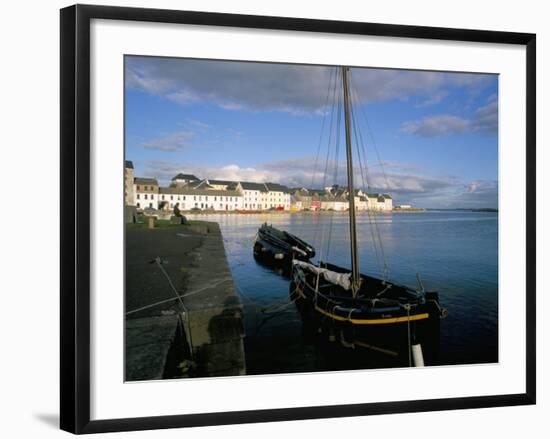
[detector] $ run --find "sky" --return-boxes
[125,55,498,208]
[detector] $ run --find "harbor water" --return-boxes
[189,211,498,374]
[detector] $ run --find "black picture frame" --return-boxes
[60,4,536,434]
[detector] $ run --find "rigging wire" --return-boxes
[349,70,390,281]
[349,70,393,193]
[310,67,335,190]
[324,82,342,263]
[319,68,341,262]
[349,94,384,276]
[349,84,387,278]
[314,67,339,259]
[350,70,426,286]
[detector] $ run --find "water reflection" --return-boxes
[188,211,498,373]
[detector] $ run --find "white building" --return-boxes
[290,195,303,212]
[127,167,392,213]
[158,187,243,211]
[321,195,349,211]
[240,182,265,210]
[356,195,368,210]
[134,177,159,209]
[263,183,291,210]
[364,193,393,211]
[377,194,393,211]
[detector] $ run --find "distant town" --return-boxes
[124,160,413,213]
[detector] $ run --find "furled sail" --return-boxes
[292,260,352,290]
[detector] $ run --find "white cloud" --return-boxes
[472,99,498,133]
[401,115,470,137]
[415,90,449,108]
[126,56,494,114]
[401,97,498,137]
[141,131,194,152]
[135,158,496,208]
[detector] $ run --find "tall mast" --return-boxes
[342,66,360,295]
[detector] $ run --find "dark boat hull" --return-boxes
[290,261,445,365]
[253,224,315,270]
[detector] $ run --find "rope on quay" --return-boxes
[127,256,230,359]
[125,275,233,316]
[151,256,194,359]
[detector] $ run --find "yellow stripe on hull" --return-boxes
[314,305,430,325]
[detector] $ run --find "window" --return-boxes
[170,195,173,201]
[136,185,140,191]
[144,194,148,200]
[161,195,165,200]
[137,194,140,200]
[183,196,186,200]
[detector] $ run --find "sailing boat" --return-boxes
[290,66,447,366]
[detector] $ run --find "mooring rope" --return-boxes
[125,274,233,316]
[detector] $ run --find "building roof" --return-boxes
[125,160,134,169]
[186,179,213,189]
[290,187,309,194]
[134,177,158,186]
[207,179,237,186]
[264,182,290,193]
[331,188,348,198]
[171,173,199,181]
[293,192,312,201]
[240,182,268,192]
[320,195,348,202]
[159,187,242,197]
[364,192,392,200]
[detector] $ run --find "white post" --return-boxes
[412,344,425,367]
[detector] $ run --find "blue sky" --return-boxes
[125,56,498,208]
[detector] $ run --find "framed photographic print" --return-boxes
[60,4,536,434]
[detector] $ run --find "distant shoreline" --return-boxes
[139,209,425,216]
[136,207,498,217]
[426,208,498,213]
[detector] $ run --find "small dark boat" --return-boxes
[253,223,315,268]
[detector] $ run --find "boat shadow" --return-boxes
[252,253,292,279]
